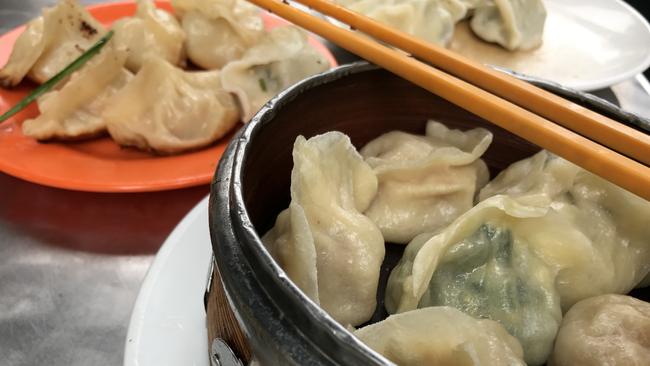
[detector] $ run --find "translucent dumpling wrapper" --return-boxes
[0,0,106,86]
[551,294,650,366]
[171,0,264,69]
[22,43,132,141]
[336,0,468,46]
[361,120,492,244]
[354,307,526,366]
[111,0,186,72]
[103,57,239,154]
[262,132,385,326]
[478,151,650,305]
[470,0,547,51]
[220,26,330,122]
[386,195,562,365]
[387,151,650,365]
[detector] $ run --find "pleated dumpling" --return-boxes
[470,0,546,51]
[262,132,385,326]
[103,57,239,154]
[22,43,132,140]
[221,26,330,122]
[478,151,650,307]
[385,195,562,365]
[337,0,468,46]
[171,0,264,69]
[354,307,526,366]
[386,151,650,365]
[551,294,650,366]
[111,0,186,72]
[0,0,106,86]
[361,121,492,244]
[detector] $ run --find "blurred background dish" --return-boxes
[450,0,650,91]
[327,0,650,91]
[0,1,336,192]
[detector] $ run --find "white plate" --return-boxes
[332,0,650,90]
[124,196,211,366]
[448,0,650,91]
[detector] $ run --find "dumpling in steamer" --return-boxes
[103,57,239,154]
[0,0,106,86]
[470,0,547,51]
[111,0,186,72]
[360,120,492,244]
[221,26,330,122]
[22,43,132,141]
[263,132,385,326]
[478,151,650,306]
[354,307,526,366]
[551,294,650,366]
[386,196,563,365]
[171,0,264,69]
[387,151,650,365]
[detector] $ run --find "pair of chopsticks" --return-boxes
[249,0,650,201]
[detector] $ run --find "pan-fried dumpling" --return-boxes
[360,121,491,244]
[103,57,239,154]
[220,26,330,122]
[551,294,650,366]
[470,0,546,51]
[386,196,562,365]
[22,43,131,140]
[0,0,106,86]
[263,132,385,326]
[336,0,468,46]
[111,0,186,72]
[354,307,526,366]
[171,0,264,69]
[478,151,650,307]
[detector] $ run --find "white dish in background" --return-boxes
[124,196,211,366]
[332,0,650,91]
[451,0,650,91]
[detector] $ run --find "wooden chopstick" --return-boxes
[295,0,650,167]
[247,0,650,201]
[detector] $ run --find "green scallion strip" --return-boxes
[0,30,114,123]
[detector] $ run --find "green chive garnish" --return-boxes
[0,30,114,123]
[258,78,267,92]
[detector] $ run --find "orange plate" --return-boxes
[0,1,337,192]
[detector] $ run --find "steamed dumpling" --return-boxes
[470,0,546,51]
[361,121,491,244]
[354,307,526,366]
[551,295,650,366]
[478,151,650,307]
[111,0,186,72]
[221,26,330,122]
[263,132,385,326]
[0,0,106,86]
[103,57,239,154]
[386,196,562,365]
[337,0,468,46]
[387,151,650,364]
[171,0,264,69]
[22,43,132,140]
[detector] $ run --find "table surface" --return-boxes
[1,1,650,366]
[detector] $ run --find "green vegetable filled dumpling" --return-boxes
[387,151,650,365]
[386,196,562,366]
[420,224,561,366]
